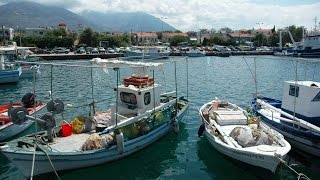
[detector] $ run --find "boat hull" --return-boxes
[252,97,320,157]
[0,100,188,177]
[204,130,281,173]
[0,69,20,84]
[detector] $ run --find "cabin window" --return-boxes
[120,92,137,105]
[312,92,320,101]
[289,85,299,97]
[144,92,151,105]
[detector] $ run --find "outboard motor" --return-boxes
[21,92,36,108]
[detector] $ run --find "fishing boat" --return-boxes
[0,59,189,178]
[0,93,46,141]
[198,98,291,173]
[0,42,39,79]
[123,46,170,60]
[252,80,320,157]
[0,54,21,84]
[186,47,206,57]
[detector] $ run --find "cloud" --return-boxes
[1,0,319,31]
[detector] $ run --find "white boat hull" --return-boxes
[204,130,281,173]
[199,99,290,173]
[257,109,320,157]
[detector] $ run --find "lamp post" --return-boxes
[159,17,167,42]
[160,17,167,32]
[15,12,23,46]
[256,22,264,47]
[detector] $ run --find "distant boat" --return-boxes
[0,42,40,79]
[199,98,291,173]
[276,21,320,58]
[0,54,21,84]
[186,47,206,57]
[0,59,189,178]
[124,46,170,60]
[252,80,320,157]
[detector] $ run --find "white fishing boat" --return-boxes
[124,46,170,60]
[0,59,189,178]
[198,98,291,173]
[252,80,320,157]
[186,47,206,57]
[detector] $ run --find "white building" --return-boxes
[24,27,51,37]
[0,26,14,41]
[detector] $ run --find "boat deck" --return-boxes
[49,132,94,152]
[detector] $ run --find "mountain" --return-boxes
[0,1,100,31]
[80,11,177,32]
[0,1,177,32]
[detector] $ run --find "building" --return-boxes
[0,26,14,42]
[132,32,158,44]
[227,33,254,43]
[162,32,188,43]
[24,27,51,37]
[252,28,273,37]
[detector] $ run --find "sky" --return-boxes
[1,0,319,32]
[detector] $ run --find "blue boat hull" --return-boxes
[0,69,21,84]
[252,97,320,157]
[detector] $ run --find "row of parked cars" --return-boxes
[75,47,116,54]
[32,47,119,54]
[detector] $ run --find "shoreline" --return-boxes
[29,51,273,60]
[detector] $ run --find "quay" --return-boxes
[30,51,273,60]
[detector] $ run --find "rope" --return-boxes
[275,154,311,180]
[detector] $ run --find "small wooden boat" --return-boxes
[0,101,46,141]
[0,59,189,178]
[198,98,291,173]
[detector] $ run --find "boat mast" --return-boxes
[114,67,119,127]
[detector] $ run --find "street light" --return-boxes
[15,12,23,46]
[160,17,167,32]
[256,22,264,47]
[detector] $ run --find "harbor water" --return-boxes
[0,56,320,180]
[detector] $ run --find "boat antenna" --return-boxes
[186,57,189,101]
[114,67,120,127]
[254,57,258,99]
[50,63,53,99]
[152,68,156,116]
[90,63,96,115]
[243,57,258,99]
[174,61,178,116]
[291,59,299,128]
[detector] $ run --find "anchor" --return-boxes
[8,99,64,143]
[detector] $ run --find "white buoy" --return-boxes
[116,132,124,153]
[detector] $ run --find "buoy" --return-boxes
[198,124,205,137]
[172,119,179,134]
[116,132,124,153]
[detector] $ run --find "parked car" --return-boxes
[98,47,106,53]
[91,48,99,54]
[53,47,69,54]
[76,48,86,54]
[107,48,115,53]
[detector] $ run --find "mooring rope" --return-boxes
[275,154,311,180]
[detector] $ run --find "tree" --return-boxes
[170,36,189,46]
[79,28,95,46]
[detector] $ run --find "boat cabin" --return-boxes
[111,75,160,121]
[281,81,320,124]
